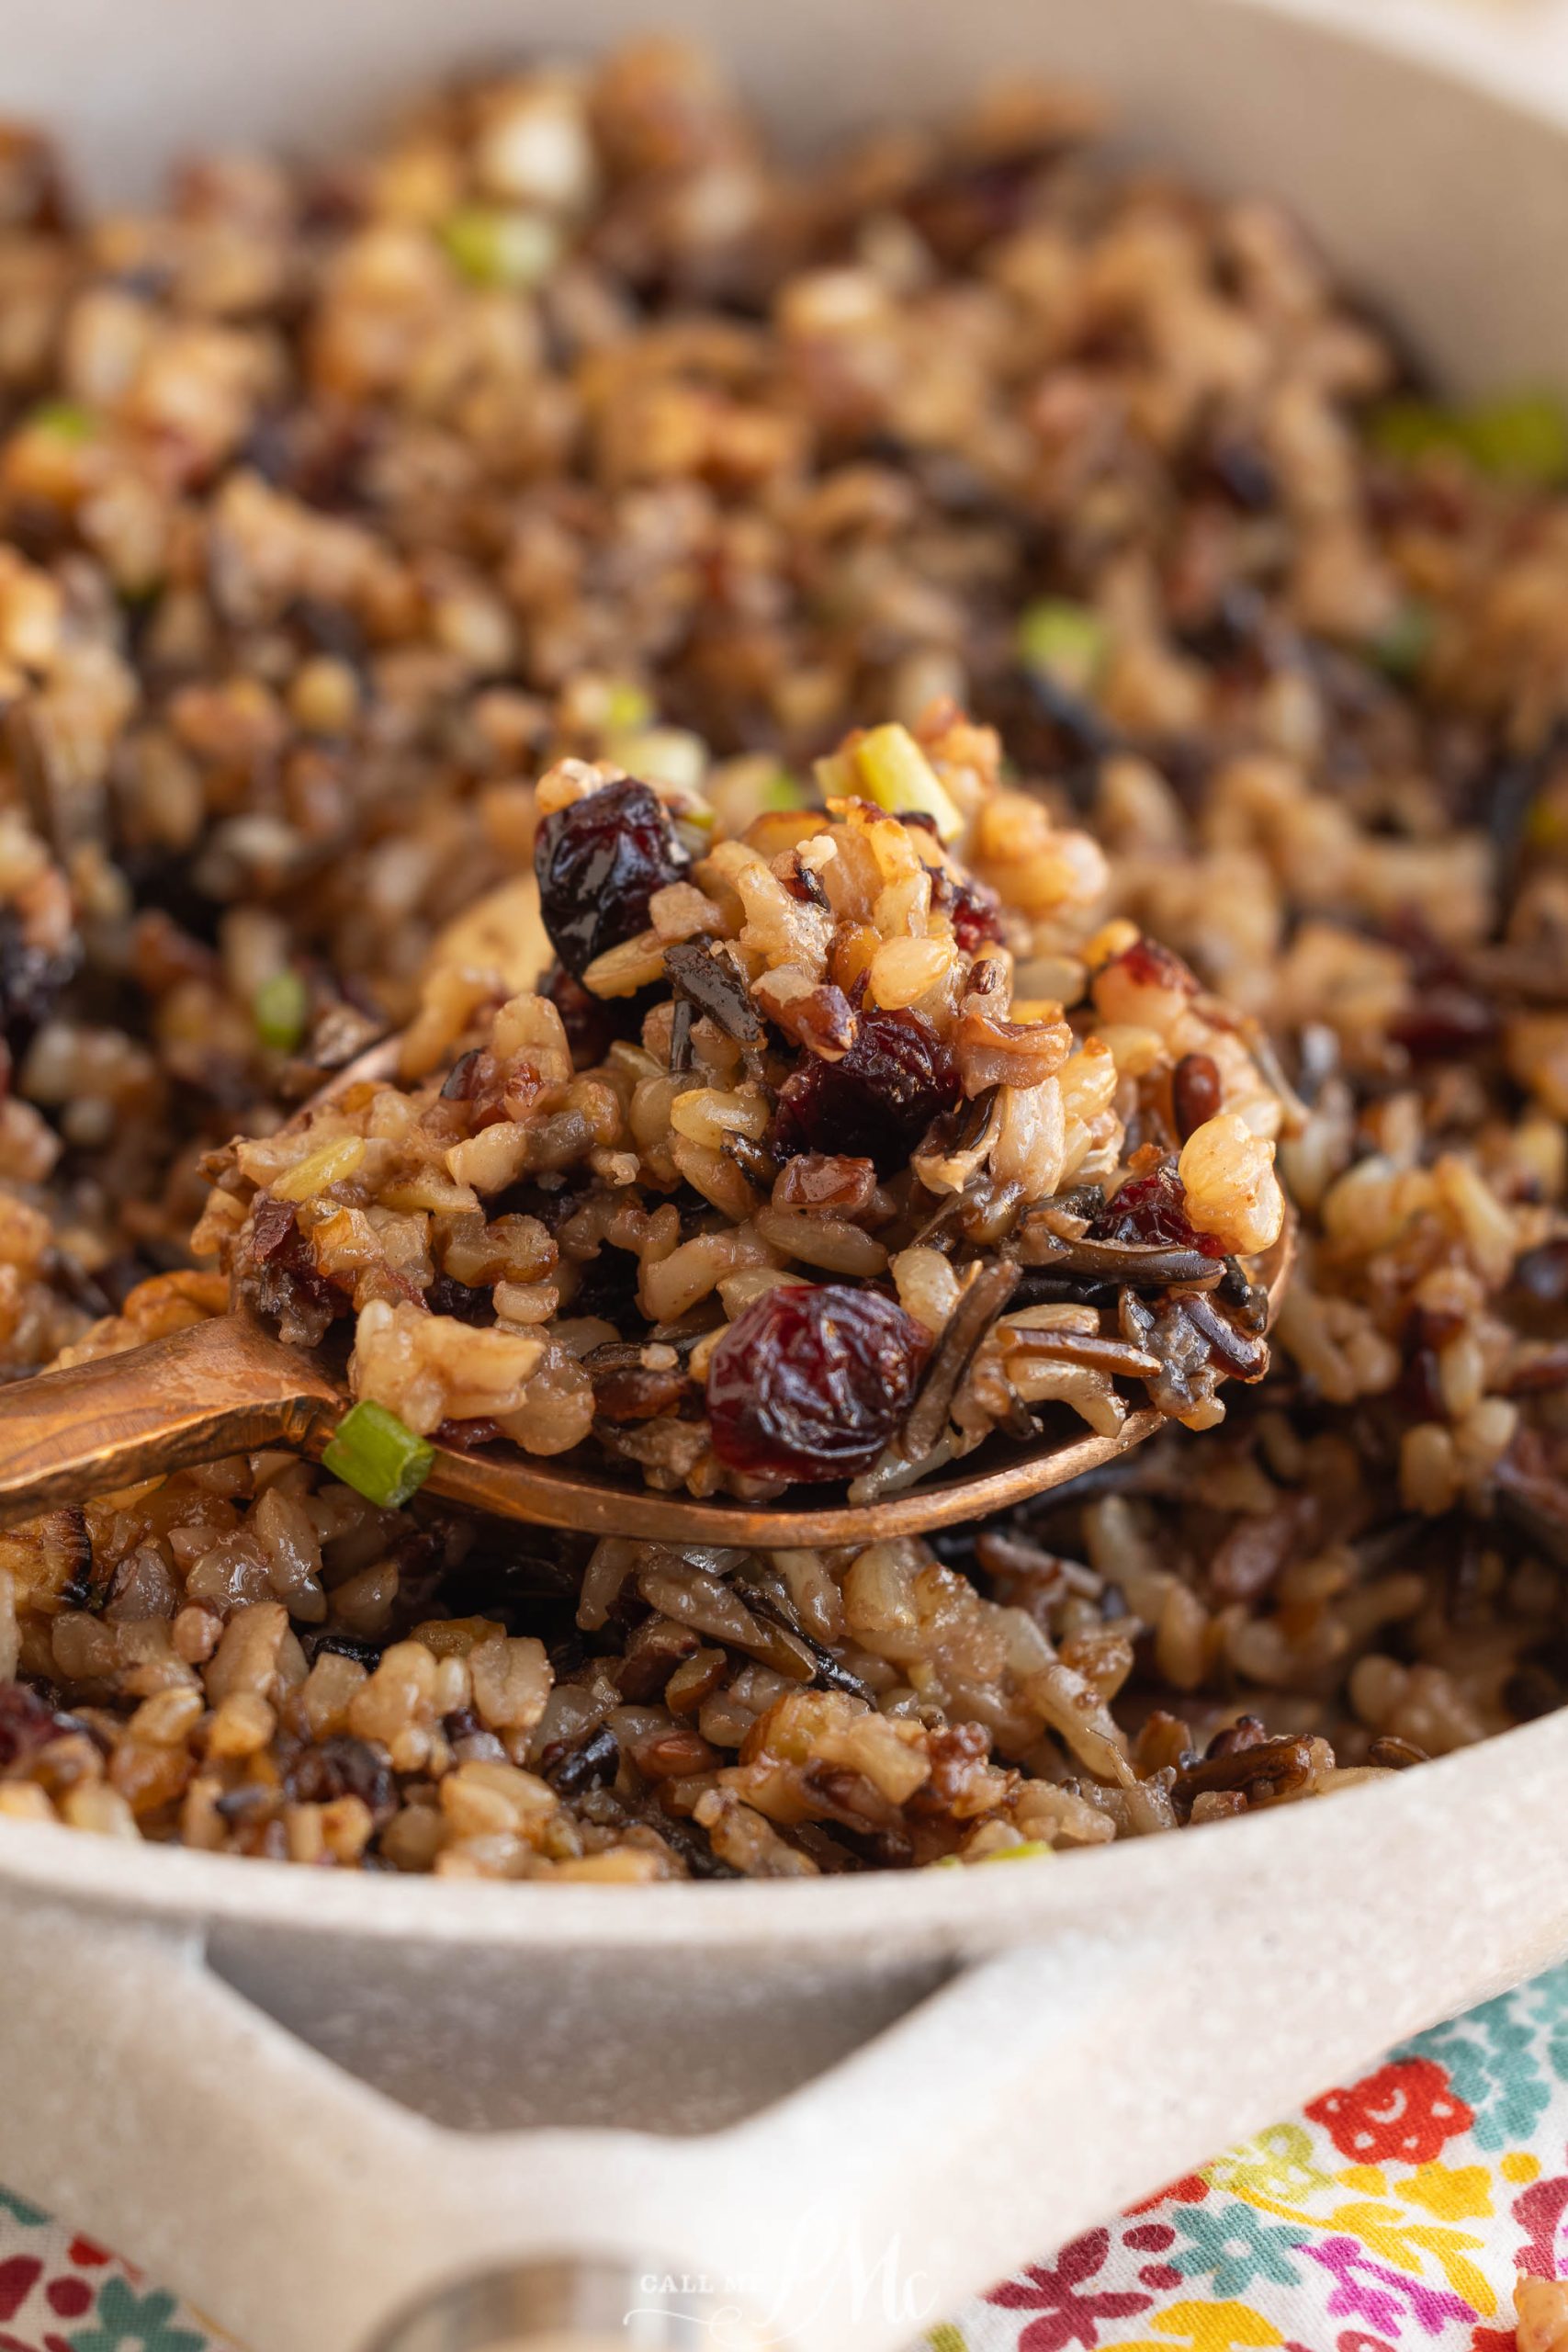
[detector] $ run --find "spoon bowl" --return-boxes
[0,1148,1294,1542]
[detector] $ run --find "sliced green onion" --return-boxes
[1369,391,1568,485]
[1463,393,1568,481]
[321,1400,435,1509]
[1368,599,1435,682]
[439,205,560,288]
[603,679,653,732]
[28,400,95,445]
[254,968,310,1053]
[760,768,811,812]
[1016,598,1108,695]
[820,721,963,842]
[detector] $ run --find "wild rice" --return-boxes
[0,43,1560,1875]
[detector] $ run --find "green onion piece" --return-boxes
[321,1400,435,1509]
[440,206,560,288]
[760,768,810,812]
[832,722,964,842]
[1368,599,1435,682]
[1461,392,1568,482]
[1367,399,1456,466]
[1016,598,1108,695]
[603,679,653,732]
[1369,391,1568,485]
[28,400,95,445]
[253,968,310,1053]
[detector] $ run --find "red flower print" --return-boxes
[69,2237,109,2267]
[0,2258,40,2324]
[1307,2059,1472,2165]
[1126,2175,1209,2213]
[1472,2331,1517,2352]
[1336,2336,1396,2352]
[987,2227,1154,2352]
[1514,2171,1568,2280]
[47,2275,94,2316]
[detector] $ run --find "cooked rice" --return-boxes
[196,722,1287,1498]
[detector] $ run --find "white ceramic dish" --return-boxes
[1,5,1566,2347]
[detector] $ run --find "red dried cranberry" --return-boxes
[249,1193,300,1261]
[426,1272,498,1327]
[949,876,1005,955]
[0,1680,78,1770]
[1102,936,1200,996]
[1091,1160,1224,1256]
[1171,1051,1222,1140]
[769,1008,961,1176]
[544,963,626,1066]
[706,1283,931,1483]
[928,862,1005,955]
[534,780,691,979]
[1389,988,1498,1063]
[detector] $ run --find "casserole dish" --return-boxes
[2,1,1567,2345]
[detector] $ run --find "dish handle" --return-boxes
[0,1886,1238,2352]
[4,1732,1568,2352]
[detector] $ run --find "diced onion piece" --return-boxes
[1016,599,1108,694]
[820,723,963,842]
[254,968,310,1052]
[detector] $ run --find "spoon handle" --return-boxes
[0,1313,344,1529]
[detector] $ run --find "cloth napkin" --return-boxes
[1,1960,1562,2352]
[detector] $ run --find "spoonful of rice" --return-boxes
[0,714,1297,1546]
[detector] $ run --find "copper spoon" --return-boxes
[0,1038,1295,1547]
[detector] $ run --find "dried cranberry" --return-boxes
[433,1417,503,1448]
[931,865,1004,954]
[1171,1051,1222,1140]
[706,1283,931,1483]
[544,963,625,1067]
[769,1008,961,1176]
[248,1193,299,1261]
[1102,936,1200,997]
[534,781,690,979]
[0,1679,78,1770]
[243,1191,350,1323]
[1389,988,1498,1063]
[426,1272,497,1327]
[1091,1160,1223,1255]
